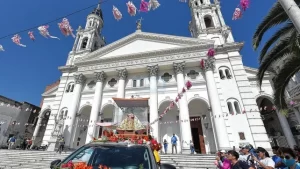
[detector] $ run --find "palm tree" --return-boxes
[252,0,300,110]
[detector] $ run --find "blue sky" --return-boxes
[0,0,276,106]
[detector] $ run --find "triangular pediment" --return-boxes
[75,31,215,64]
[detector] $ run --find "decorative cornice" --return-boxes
[58,65,78,73]
[77,45,213,66]
[94,71,106,82]
[202,57,216,72]
[117,69,128,80]
[78,51,206,72]
[75,31,214,64]
[74,74,86,84]
[173,62,185,74]
[147,65,159,76]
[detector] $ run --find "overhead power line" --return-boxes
[0,0,110,40]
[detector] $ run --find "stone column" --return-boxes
[276,110,297,148]
[65,74,86,148]
[292,107,300,125]
[114,69,128,123]
[201,57,231,150]
[147,65,159,140]
[31,116,43,148]
[173,62,193,153]
[86,71,106,144]
[72,34,80,51]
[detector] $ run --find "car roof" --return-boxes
[85,142,150,148]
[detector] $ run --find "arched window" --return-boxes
[227,98,242,115]
[234,101,241,114]
[140,79,144,87]
[204,15,214,28]
[66,82,75,93]
[225,69,232,79]
[195,1,198,6]
[227,102,234,114]
[161,73,172,82]
[200,0,203,4]
[58,108,68,120]
[133,80,137,87]
[64,110,68,117]
[218,66,232,80]
[219,70,225,79]
[81,38,89,49]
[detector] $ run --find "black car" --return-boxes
[50,142,176,169]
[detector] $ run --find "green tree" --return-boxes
[252,0,300,111]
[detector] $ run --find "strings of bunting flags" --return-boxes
[179,0,250,20]
[0,0,253,51]
[149,80,193,125]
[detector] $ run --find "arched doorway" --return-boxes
[158,100,181,153]
[98,104,115,137]
[34,110,51,146]
[188,98,216,154]
[256,96,288,147]
[73,105,91,149]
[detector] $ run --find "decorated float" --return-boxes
[56,97,164,169]
[93,97,151,143]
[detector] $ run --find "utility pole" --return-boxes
[279,0,300,34]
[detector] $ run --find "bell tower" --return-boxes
[67,3,106,65]
[188,0,234,44]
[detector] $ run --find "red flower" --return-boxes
[200,59,205,69]
[185,81,192,90]
[207,48,215,57]
[61,160,74,168]
[182,88,186,93]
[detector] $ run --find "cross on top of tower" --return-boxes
[136,17,143,31]
[91,0,103,20]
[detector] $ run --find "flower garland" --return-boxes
[60,161,110,169]
[149,80,192,125]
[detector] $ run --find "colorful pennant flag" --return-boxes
[112,6,123,21]
[38,25,60,40]
[28,31,35,41]
[139,0,149,12]
[12,34,26,47]
[58,18,75,38]
[126,1,137,16]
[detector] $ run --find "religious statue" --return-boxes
[136,18,143,30]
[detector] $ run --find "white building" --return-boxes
[34,1,300,153]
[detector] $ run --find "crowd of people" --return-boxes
[215,144,300,169]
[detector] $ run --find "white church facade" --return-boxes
[33,0,300,153]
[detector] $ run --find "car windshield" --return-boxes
[60,145,153,169]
